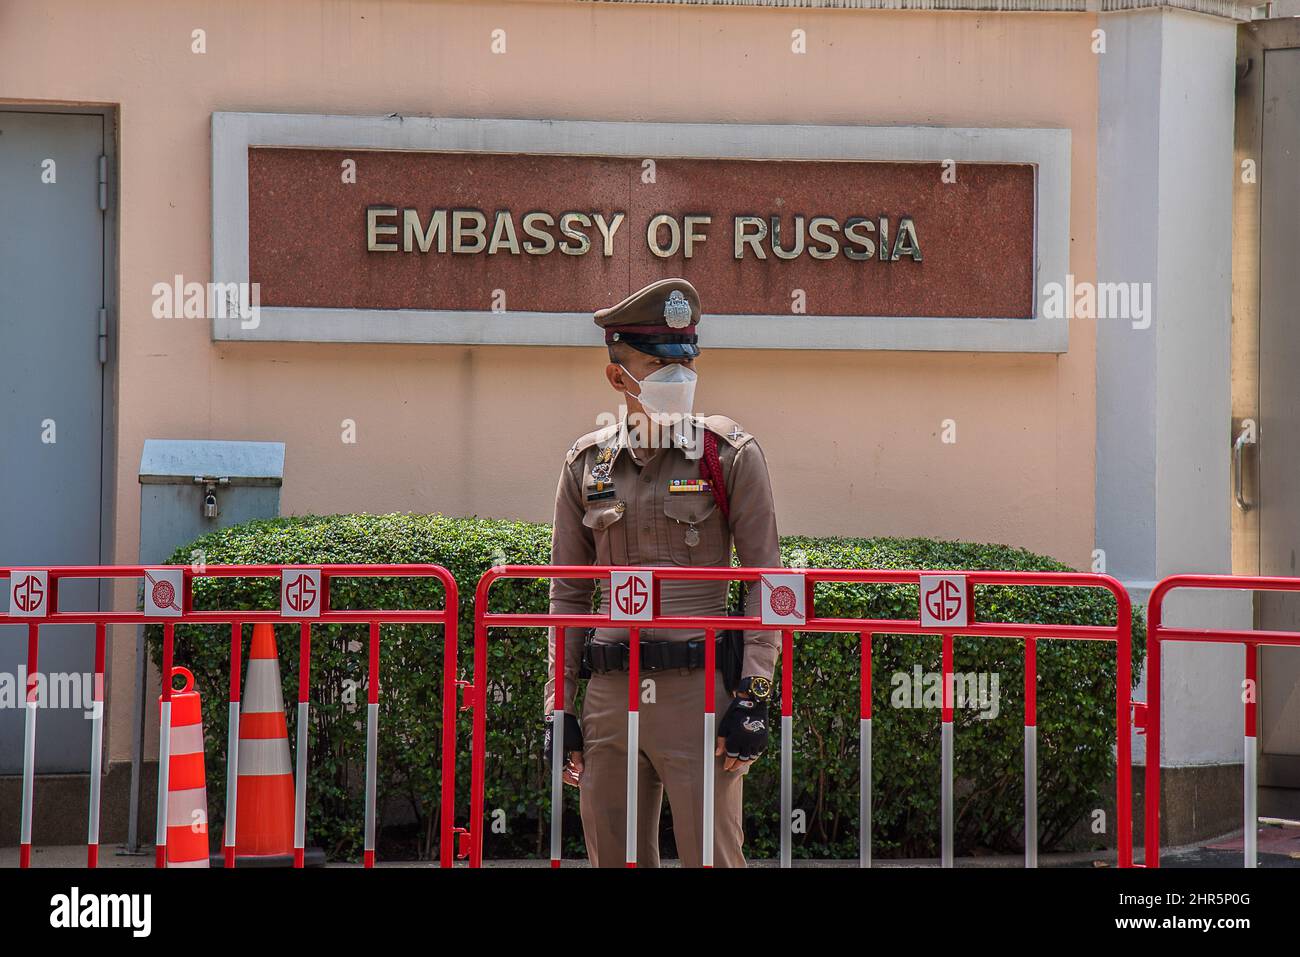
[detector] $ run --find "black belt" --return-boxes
[584,637,723,675]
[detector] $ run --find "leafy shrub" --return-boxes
[149,514,1143,861]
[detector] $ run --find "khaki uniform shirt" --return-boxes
[545,414,781,714]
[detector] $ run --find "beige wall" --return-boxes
[0,0,1099,761]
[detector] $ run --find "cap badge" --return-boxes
[663,290,692,328]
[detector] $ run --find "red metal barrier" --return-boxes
[1,564,458,869]
[1143,573,1300,868]
[469,565,1135,868]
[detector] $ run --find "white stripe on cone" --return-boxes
[236,737,293,777]
[169,722,205,756]
[168,788,209,828]
[242,660,286,713]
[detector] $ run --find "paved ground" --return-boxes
[5,821,1298,867]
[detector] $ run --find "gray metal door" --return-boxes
[1258,49,1300,790]
[0,112,106,772]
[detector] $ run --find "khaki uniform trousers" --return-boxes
[578,666,746,868]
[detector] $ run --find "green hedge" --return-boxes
[148,513,1144,861]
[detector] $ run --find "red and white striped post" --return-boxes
[625,625,641,868]
[779,628,793,868]
[549,619,566,868]
[363,620,380,868]
[20,622,39,869]
[293,621,311,869]
[940,632,954,868]
[223,621,241,867]
[154,621,175,868]
[1024,637,1038,868]
[87,622,106,867]
[859,631,872,868]
[702,627,717,868]
[1244,645,1257,869]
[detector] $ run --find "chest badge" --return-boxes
[667,478,712,494]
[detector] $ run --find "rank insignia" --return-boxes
[668,478,712,493]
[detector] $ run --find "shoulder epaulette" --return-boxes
[696,414,754,450]
[565,422,620,465]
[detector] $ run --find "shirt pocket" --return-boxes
[663,492,728,566]
[582,501,628,564]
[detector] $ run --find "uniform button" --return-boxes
[642,474,652,483]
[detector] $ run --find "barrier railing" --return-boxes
[1,563,459,869]
[1143,573,1300,868]
[470,565,1135,868]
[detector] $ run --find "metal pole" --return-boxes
[293,622,310,869]
[1244,644,1257,869]
[126,622,147,853]
[1024,637,1038,868]
[550,708,564,867]
[860,631,872,868]
[703,628,716,868]
[780,629,793,869]
[224,621,241,868]
[625,626,640,868]
[1144,633,1162,866]
[154,621,174,868]
[1024,727,1038,868]
[363,620,380,868]
[941,632,954,868]
[87,622,107,867]
[19,623,39,869]
[549,621,566,868]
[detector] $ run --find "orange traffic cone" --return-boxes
[163,667,210,868]
[234,624,296,862]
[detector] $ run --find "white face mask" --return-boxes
[619,362,698,422]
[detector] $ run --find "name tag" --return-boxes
[667,479,712,494]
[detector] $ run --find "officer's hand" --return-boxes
[714,736,752,773]
[562,751,584,787]
[716,694,769,773]
[544,712,585,787]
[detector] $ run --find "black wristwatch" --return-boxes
[736,675,772,701]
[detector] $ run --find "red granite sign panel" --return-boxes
[247,147,1035,319]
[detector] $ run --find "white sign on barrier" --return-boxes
[761,573,806,626]
[281,569,323,618]
[609,570,653,621]
[919,574,969,629]
[8,570,49,617]
[144,568,184,617]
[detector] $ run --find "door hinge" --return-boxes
[97,308,108,364]
[98,155,108,211]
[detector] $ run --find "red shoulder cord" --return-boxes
[699,429,731,526]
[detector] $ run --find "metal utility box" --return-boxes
[128,438,285,850]
[138,439,285,563]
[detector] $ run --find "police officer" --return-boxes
[543,277,781,867]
